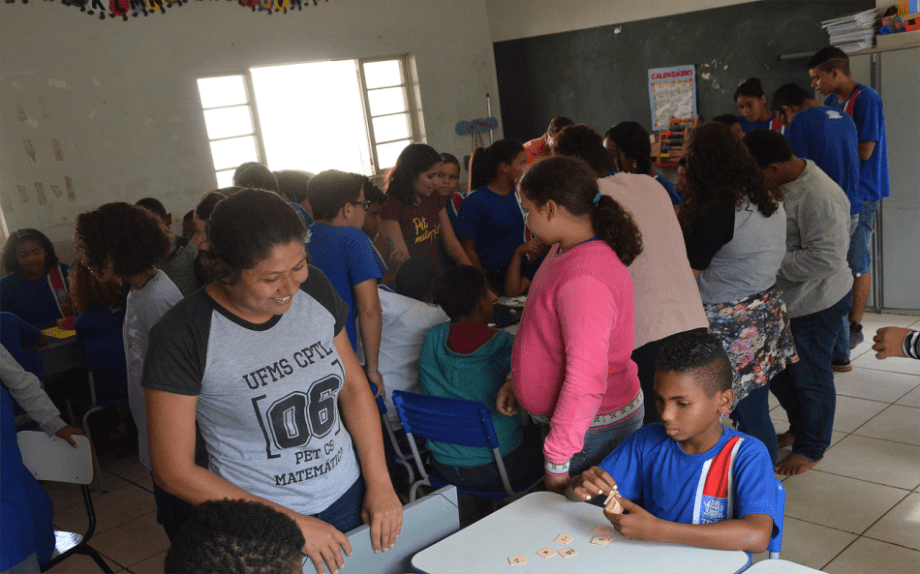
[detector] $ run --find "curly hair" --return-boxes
[385,143,441,206]
[519,157,642,266]
[678,122,781,234]
[1,228,59,276]
[163,499,304,574]
[68,262,126,314]
[656,330,732,397]
[553,124,614,174]
[74,203,172,278]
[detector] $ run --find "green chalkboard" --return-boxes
[493,0,875,140]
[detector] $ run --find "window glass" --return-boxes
[197,76,248,108]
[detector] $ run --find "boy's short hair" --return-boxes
[306,170,365,221]
[807,46,850,76]
[711,114,741,127]
[394,256,439,302]
[135,197,169,221]
[656,331,732,397]
[431,265,489,321]
[771,83,811,111]
[163,499,304,574]
[743,129,794,169]
[363,178,387,206]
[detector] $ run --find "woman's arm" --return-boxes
[353,278,384,396]
[145,389,352,574]
[439,209,475,267]
[379,219,411,258]
[333,330,403,553]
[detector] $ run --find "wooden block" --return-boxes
[605,498,624,515]
[536,547,557,558]
[508,555,526,566]
[560,548,578,558]
[554,534,573,544]
[590,535,609,546]
[592,525,612,534]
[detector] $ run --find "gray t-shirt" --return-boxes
[124,270,183,469]
[160,236,198,297]
[142,266,359,515]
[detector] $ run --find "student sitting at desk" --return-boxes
[568,331,776,555]
[0,228,72,329]
[419,265,542,491]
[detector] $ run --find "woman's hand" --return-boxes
[295,515,352,574]
[567,466,618,502]
[361,482,403,554]
[496,378,518,416]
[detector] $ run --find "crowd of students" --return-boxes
[1,45,913,574]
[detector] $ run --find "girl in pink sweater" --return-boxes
[497,156,644,494]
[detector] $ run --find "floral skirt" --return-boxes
[705,287,798,404]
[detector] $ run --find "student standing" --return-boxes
[808,47,889,352]
[603,123,681,205]
[496,157,644,494]
[523,116,574,165]
[734,78,784,133]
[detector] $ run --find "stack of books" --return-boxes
[821,9,883,53]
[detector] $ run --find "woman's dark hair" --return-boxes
[553,124,614,175]
[68,262,126,314]
[519,157,642,266]
[74,203,172,278]
[307,170,365,221]
[233,162,279,194]
[711,114,741,127]
[743,129,794,169]
[1,228,59,276]
[432,265,490,322]
[677,157,687,167]
[547,116,574,137]
[206,189,306,284]
[363,178,387,206]
[183,210,194,223]
[274,170,313,204]
[604,122,651,174]
[385,143,442,206]
[680,122,780,232]
[734,77,765,101]
[195,188,242,222]
[469,139,525,190]
[135,197,169,221]
[439,152,460,168]
[771,83,811,112]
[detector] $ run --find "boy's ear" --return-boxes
[718,388,735,416]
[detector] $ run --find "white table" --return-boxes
[411,491,751,574]
[744,559,828,573]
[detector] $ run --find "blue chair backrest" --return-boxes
[368,382,387,415]
[77,336,127,398]
[768,479,785,555]
[391,390,500,450]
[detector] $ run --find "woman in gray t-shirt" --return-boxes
[143,190,402,574]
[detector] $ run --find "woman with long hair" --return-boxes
[0,229,72,328]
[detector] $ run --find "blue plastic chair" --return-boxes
[768,479,786,559]
[368,382,416,487]
[391,390,542,504]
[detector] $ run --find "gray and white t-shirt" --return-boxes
[142,266,359,515]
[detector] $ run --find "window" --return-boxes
[197,55,422,188]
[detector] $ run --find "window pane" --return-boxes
[203,105,254,140]
[368,87,408,116]
[376,140,411,171]
[216,169,236,189]
[198,76,248,109]
[209,136,258,171]
[363,60,403,90]
[372,113,410,144]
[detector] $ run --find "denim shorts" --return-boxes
[847,200,878,277]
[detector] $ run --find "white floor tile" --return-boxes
[834,368,920,403]
[823,537,920,574]
[851,352,920,376]
[896,385,920,408]
[92,511,170,569]
[817,435,920,490]
[782,471,905,534]
[53,482,157,535]
[751,517,857,569]
[129,551,167,574]
[863,493,920,550]
[852,405,920,446]
[860,313,920,329]
[832,396,889,433]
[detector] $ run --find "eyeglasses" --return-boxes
[351,200,372,210]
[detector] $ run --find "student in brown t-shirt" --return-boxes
[379,144,473,269]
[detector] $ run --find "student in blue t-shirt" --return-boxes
[603,122,682,205]
[307,170,385,393]
[808,47,890,356]
[734,78,784,134]
[0,229,72,329]
[456,140,527,294]
[567,331,777,555]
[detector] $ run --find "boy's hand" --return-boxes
[606,494,662,542]
[873,327,913,359]
[567,466,618,502]
[495,379,518,416]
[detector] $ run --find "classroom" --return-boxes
[1,0,919,573]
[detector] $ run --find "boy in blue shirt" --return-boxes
[567,331,776,554]
[307,170,384,393]
[808,47,889,353]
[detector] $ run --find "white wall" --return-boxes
[0,0,499,243]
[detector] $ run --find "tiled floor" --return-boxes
[40,313,919,573]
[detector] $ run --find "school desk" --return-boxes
[39,335,81,378]
[743,559,828,573]
[411,491,751,574]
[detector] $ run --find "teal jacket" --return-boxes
[418,322,523,466]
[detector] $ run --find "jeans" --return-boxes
[432,425,544,491]
[771,292,851,462]
[311,476,365,533]
[566,406,644,476]
[730,384,778,466]
[632,328,708,425]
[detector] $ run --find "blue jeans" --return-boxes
[432,425,544,491]
[566,405,644,476]
[730,384,777,466]
[771,293,851,462]
[310,476,365,533]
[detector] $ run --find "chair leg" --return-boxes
[78,546,115,574]
[82,407,107,493]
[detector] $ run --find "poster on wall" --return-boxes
[648,65,697,131]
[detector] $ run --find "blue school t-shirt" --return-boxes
[307,223,382,349]
[824,84,889,202]
[650,172,682,205]
[787,106,862,215]
[598,424,776,529]
[739,113,785,134]
[456,186,525,273]
[0,264,70,329]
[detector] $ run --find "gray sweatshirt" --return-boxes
[0,344,66,436]
[776,160,853,318]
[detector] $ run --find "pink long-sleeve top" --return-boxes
[511,239,641,474]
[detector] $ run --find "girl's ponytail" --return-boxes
[592,195,642,266]
[469,147,489,190]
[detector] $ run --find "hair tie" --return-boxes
[593,192,603,205]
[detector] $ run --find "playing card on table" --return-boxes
[536,548,557,558]
[508,555,526,566]
[560,548,578,558]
